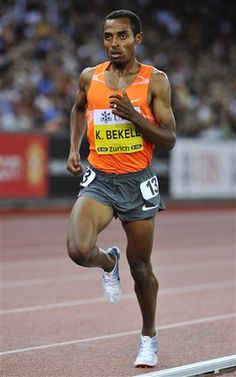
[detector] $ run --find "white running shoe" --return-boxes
[103,247,121,304]
[134,335,158,368]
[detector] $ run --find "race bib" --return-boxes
[80,167,96,187]
[94,108,143,154]
[140,176,159,200]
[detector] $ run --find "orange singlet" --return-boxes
[86,61,159,174]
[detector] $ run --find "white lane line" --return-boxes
[2,259,234,288]
[0,312,235,356]
[1,281,234,315]
[3,272,98,287]
[2,243,234,269]
[1,258,69,269]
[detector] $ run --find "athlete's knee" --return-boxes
[67,235,92,266]
[129,261,158,289]
[129,261,149,284]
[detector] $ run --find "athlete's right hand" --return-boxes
[67,150,84,176]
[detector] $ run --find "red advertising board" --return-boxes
[0,133,48,198]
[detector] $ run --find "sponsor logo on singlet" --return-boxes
[94,108,143,154]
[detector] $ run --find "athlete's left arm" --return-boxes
[147,70,176,149]
[109,71,176,150]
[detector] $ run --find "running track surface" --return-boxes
[1,205,236,377]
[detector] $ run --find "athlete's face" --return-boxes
[103,18,142,65]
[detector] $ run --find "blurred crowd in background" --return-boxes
[0,0,235,138]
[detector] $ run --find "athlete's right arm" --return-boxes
[67,68,94,176]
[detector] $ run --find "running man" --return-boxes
[66,9,176,368]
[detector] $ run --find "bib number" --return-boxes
[94,108,143,154]
[80,168,96,188]
[140,176,159,200]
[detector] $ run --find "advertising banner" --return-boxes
[48,133,87,197]
[170,139,236,199]
[0,133,48,198]
[48,134,170,197]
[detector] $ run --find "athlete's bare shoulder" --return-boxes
[150,68,170,95]
[79,66,96,92]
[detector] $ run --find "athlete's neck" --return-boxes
[110,59,140,77]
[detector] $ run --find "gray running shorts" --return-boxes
[78,165,165,222]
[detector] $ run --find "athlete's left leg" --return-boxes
[122,218,158,337]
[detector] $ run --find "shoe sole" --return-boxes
[135,364,157,368]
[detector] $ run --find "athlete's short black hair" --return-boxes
[104,10,142,36]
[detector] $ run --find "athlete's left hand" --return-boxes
[109,89,137,121]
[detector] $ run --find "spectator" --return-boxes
[0,0,235,138]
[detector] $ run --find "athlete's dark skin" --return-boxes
[66,17,176,337]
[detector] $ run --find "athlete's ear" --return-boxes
[135,32,143,45]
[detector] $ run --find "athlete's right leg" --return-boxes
[67,196,115,271]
